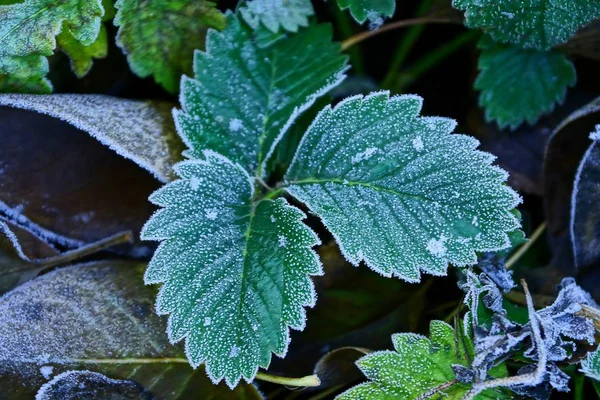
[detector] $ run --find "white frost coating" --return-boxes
[0,263,181,389]
[412,136,424,152]
[351,147,378,164]
[570,131,600,268]
[40,365,54,379]
[426,236,447,258]
[190,177,200,190]
[229,346,240,358]
[0,200,83,249]
[229,118,243,132]
[35,370,142,400]
[0,94,182,183]
[142,152,323,388]
[175,13,349,177]
[285,91,521,282]
[240,0,314,33]
[0,220,30,261]
[204,209,218,220]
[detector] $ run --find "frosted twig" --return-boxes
[463,280,547,400]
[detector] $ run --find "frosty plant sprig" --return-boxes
[141,12,522,388]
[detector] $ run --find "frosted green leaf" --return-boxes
[240,0,314,33]
[114,0,225,93]
[176,13,348,176]
[285,92,521,282]
[581,348,600,382]
[452,0,600,50]
[0,0,104,93]
[475,37,576,130]
[57,24,108,78]
[337,0,395,24]
[337,320,509,399]
[141,151,322,387]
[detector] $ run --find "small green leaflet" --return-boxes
[337,320,509,399]
[452,0,600,50]
[581,348,600,382]
[57,24,108,78]
[475,37,576,130]
[176,13,348,176]
[0,0,104,93]
[337,0,395,24]
[114,0,226,93]
[141,151,322,387]
[285,92,521,282]
[240,0,314,33]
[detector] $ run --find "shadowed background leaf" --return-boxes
[0,261,263,399]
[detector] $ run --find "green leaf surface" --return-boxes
[240,0,314,33]
[114,0,226,93]
[284,92,521,282]
[475,37,576,130]
[336,320,509,399]
[175,13,348,176]
[57,24,108,78]
[337,0,395,24]
[452,0,600,50]
[581,347,600,382]
[0,0,104,93]
[0,261,263,399]
[141,151,322,388]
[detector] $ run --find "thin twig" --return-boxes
[341,17,457,50]
[505,222,547,269]
[416,380,458,400]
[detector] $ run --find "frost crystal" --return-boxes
[240,0,314,33]
[285,92,521,282]
[40,366,54,380]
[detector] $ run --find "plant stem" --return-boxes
[505,222,547,269]
[392,30,479,93]
[262,187,286,201]
[255,371,321,387]
[333,4,365,75]
[341,17,457,51]
[381,0,433,88]
[38,230,133,269]
[574,374,585,400]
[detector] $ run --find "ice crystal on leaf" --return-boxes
[240,0,314,33]
[285,92,521,282]
[175,12,348,176]
[141,151,322,388]
[336,0,395,25]
[336,320,510,399]
[452,0,600,50]
[581,348,600,382]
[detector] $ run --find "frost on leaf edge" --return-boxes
[285,91,522,283]
[140,149,323,388]
[172,12,350,176]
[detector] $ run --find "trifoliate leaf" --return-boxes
[240,0,314,33]
[57,24,108,78]
[175,13,348,176]
[336,320,509,399]
[581,348,600,382]
[114,0,226,93]
[475,37,576,130]
[452,0,600,50]
[284,92,521,282]
[0,0,104,93]
[141,151,322,388]
[337,0,395,25]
